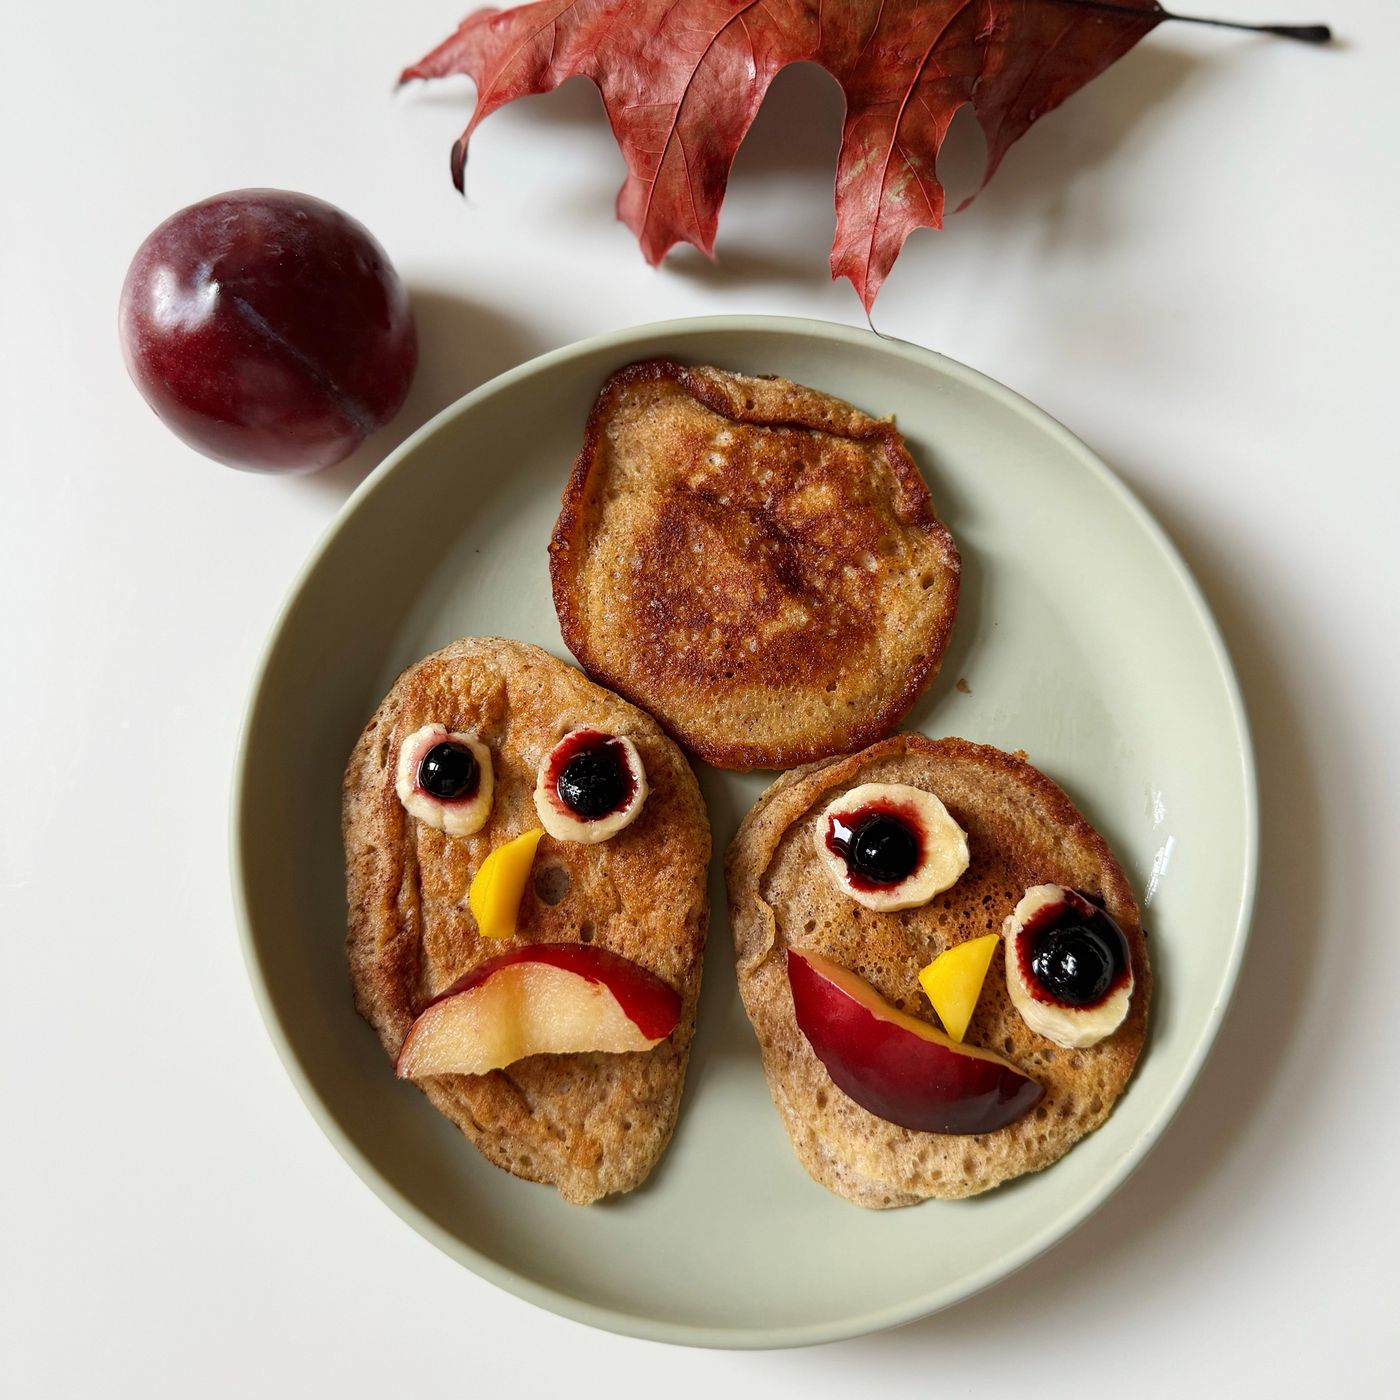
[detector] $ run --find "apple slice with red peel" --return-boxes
[787,949,1043,1135]
[396,944,682,1079]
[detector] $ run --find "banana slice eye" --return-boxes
[813,782,969,911]
[395,724,494,836]
[534,728,648,844]
[1003,885,1134,1048]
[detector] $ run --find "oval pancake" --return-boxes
[343,638,711,1205]
[550,361,960,770]
[725,735,1150,1207]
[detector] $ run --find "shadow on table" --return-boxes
[396,40,1210,296]
[935,39,1210,236]
[296,289,551,501]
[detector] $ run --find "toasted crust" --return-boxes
[343,639,710,1204]
[550,361,960,770]
[725,736,1150,1207]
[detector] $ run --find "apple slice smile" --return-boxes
[396,944,682,1079]
[787,949,1043,1135]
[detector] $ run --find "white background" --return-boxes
[4,1,1396,1394]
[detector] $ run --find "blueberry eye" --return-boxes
[417,740,480,801]
[533,728,648,844]
[846,814,920,886]
[1030,924,1117,1006]
[395,726,494,837]
[825,807,925,889]
[557,747,630,818]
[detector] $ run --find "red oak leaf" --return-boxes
[401,2,1312,308]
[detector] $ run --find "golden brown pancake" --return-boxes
[726,735,1150,1206]
[343,638,711,1204]
[550,361,960,770]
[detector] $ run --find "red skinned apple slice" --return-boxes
[396,944,682,1079]
[787,949,1042,1135]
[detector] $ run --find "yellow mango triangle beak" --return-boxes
[918,934,1000,1043]
[468,828,545,940]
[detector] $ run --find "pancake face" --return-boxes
[550,361,960,770]
[343,638,710,1204]
[726,736,1150,1207]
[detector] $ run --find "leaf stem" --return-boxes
[1052,1,1332,43]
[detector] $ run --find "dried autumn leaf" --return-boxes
[400,1,1296,308]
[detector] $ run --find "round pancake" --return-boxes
[725,735,1150,1207]
[550,361,960,770]
[343,638,711,1205]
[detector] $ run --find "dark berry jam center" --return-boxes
[547,730,636,821]
[559,749,629,818]
[417,740,480,802]
[1030,925,1117,1005]
[1017,891,1130,1008]
[826,804,923,889]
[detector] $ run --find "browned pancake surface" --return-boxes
[343,638,711,1204]
[726,736,1150,1207]
[550,361,960,770]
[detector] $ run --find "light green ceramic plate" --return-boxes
[233,316,1255,1348]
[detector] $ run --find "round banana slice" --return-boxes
[813,782,969,912]
[394,724,494,837]
[1003,884,1134,1049]
[533,728,648,844]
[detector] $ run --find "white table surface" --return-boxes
[4,1,1396,1393]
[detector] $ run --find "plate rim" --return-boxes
[230,313,1258,1349]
